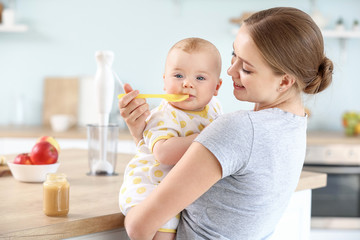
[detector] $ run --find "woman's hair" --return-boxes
[244,7,333,94]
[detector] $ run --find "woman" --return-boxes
[119,7,333,240]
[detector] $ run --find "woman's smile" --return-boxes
[233,81,245,90]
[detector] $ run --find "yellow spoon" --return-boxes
[117,94,189,102]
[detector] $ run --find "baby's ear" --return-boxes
[214,78,222,96]
[163,74,166,91]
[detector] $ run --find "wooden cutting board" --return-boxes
[0,165,10,177]
[0,155,10,177]
[43,77,79,126]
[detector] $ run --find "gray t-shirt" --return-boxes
[176,108,307,240]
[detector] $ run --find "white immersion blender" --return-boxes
[93,50,115,175]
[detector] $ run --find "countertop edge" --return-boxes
[296,171,327,192]
[0,213,125,240]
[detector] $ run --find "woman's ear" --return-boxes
[278,74,295,92]
[214,78,222,96]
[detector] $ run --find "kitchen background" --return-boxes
[0,0,359,131]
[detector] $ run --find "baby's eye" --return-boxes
[196,76,205,81]
[231,51,236,57]
[175,74,183,78]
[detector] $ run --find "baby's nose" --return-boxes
[183,79,194,88]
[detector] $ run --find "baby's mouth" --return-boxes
[182,92,194,98]
[183,94,194,101]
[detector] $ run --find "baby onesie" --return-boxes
[119,97,222,233]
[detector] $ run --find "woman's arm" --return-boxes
[124,142,222,240]
[152,133,199,165]
[118,84,150,144]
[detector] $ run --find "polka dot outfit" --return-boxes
[119,97,222,233]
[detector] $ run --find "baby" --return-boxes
[119,37,222,240]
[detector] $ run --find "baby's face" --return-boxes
[163,48,222,111]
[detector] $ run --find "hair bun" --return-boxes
[304,57,333,94]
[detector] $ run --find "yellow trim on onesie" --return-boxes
[182,105,210,118]
[150,135,172,152]
[158,228,177,233]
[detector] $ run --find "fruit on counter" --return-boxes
[356,123,360,135]
[11,136,60,165]
[342,112,360,136]
[30,141,58,165]
[37,136,60,153]
[13,153,33,165]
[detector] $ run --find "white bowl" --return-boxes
[7,161,60,183]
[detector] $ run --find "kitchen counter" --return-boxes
[0,149,326,239]
[0,149,130,239]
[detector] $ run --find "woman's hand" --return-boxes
[119,83,150,145]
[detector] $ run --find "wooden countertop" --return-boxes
[0,149,131,239]
[0,149,326,239]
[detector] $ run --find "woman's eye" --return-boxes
[175,74,183,78]
[231,51,236,57]
[241,68,251,74]
[196,76,205,80]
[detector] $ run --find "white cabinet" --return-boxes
[271,190,312,240]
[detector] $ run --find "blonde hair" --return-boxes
[244,7,333,94]
[169,37,222,74]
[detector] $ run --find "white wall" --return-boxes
[1,0,359,131]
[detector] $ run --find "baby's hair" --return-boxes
[170,37,218,54]
[244,7,333,94]
[169,37,222,75]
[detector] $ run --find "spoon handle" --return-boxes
[117,94,189,102]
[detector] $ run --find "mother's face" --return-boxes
[227,24,284,108]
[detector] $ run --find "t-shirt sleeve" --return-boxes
[195,111,254,178]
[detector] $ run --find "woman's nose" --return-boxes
[227,63,237,78]
[227,60,240,78]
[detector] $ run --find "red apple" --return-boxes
[30,141,58,165]
[37,136,60,153]
[13,153,33,165]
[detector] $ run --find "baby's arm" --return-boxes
[152,134,199,165]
